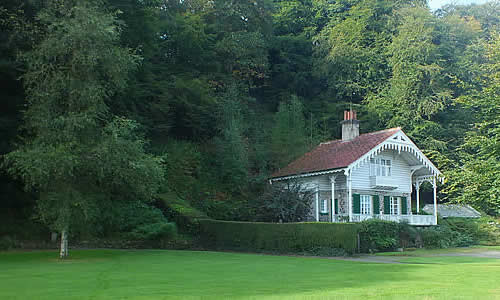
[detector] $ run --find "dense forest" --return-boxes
[1,0,499,243]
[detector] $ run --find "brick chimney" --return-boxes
[341,110,360,141]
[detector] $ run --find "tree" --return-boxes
[366,6,453,152]
[253,180,314,223]
[214,84,249,192]
[445,33,500,215]
[271,95,309,168]
[3,0,164,258]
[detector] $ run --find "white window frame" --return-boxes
[390,196,400,215]
[320,199,328,214]
[360,195,371,215]
[370,158,392,177]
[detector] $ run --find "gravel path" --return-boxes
[326,249,500,264]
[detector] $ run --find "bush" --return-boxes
[0,236,18,250]
[418,219,477,249]
[442,218,481,243]
[157,192,207,234]
[128,222,177,241]
[358,219,400,252]
[199,220,359,254]
[253,181,314,223]
[477,217,500,245]
[419,225,455,248]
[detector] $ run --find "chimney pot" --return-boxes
[341,110,360,141]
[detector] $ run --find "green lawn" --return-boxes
[1,249,499,299]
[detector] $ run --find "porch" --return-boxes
[332,214,435,226]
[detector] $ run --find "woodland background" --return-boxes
[0,0,499,241]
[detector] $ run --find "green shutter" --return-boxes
[334,199,339,214]
[401,197,407,215]
[373,195,380,215]
[353,194,360,214]
[384,196,391,214]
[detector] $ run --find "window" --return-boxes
[370,158,392,177]
[390,197,400,215]
[320,199,328,214]
[360,195,371,215]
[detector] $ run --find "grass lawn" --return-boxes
[1,249,499,299]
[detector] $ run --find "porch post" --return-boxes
[348,171,353,222]
[315,185,319,222]
[433,176,438,225]
[416,182,420,214]
[330,175,336,222]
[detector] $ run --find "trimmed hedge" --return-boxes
[199,220,359,254]
[358,219,400,252]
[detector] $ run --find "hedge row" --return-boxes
[199,219,359,254]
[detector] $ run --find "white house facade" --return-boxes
[270,111,443,226]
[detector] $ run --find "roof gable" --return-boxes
[271,128,400,179]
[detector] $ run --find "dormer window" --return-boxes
[370,158,392,177]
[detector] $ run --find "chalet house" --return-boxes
[269,111,443,226]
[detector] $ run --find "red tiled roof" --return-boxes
[271,128,401,179]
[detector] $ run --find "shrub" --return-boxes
[442,218,481,244]
[300,246,348,257]
[128,222,177,241]
[157,192,207,234]
[199,220,359,254]
[358,219,400,252]
[0,236,17,250]
[398,221,420,248]
[418,220,477,249]
[253,181,314,223]
[419,225,455,248]
[477,217,500,245]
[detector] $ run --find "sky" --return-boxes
[428,0,491,10]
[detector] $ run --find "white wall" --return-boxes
[351,149,412,193]
[317,174,347,191]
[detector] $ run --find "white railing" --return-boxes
[332,214,434,225]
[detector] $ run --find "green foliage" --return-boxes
[214,84,249,192]
[2,1,165,243]
[3,0,500,243]
[271,95,309,168]
[418,219,478,249]
[476,217,500,245]
[253,180,314,223]
[161,140,202,199]
[358,219,400,252]
[199,219,359,254]
[157,192,207,234]
[128,222,177,242]
[359,218,484,252]
[444,33,500,216]
[0,236,18,250]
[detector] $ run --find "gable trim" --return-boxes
[269,168,346,183]
[346,130,444,183]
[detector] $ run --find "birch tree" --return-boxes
[3,0,164,258]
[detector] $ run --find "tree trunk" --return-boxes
[59,230,68,259]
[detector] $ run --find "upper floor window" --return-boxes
[370,158,392,177]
